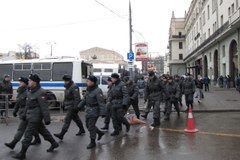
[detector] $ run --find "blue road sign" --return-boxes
[127,52,134,61]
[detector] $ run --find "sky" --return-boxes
[0,0,192,60]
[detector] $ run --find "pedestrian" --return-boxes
[5,77,41,150]
[78,75,106,149]
[124,77,140,119]
[182,73,195,110]
[195,75,204,104]
[143,71,168,127]
[54,75,85,140]
[107,73,130,136]
[12,74,59,159]
[101,77,112,130]
[165,76,181,120]
[0,74,13,118]
[227,75,231,88]
[204,75,210,92]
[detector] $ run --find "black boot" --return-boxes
[46,141,59,152]
[136,114,140,119]
[141,112,148,119]
[97,131,104,141]
[125,122,130,132]
[54,130,66,140]
[5,138,18,150]
[110,130,119,136]
[12,144,28,159]
[76,127,86,136]
[30,135,41,145]
[101,124,109,130]
[151,118,160,127]
[87,139,96,149]
[164,114,170,121]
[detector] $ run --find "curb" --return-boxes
[136,108,240,113]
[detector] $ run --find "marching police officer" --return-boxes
[5,77,41,150]
[54,75,85,140]
[13,74,58,159]
[165,76,181,120]
[124,77,140,119]
[101,77,112,130]
[78,75,106,149]
[0,74,13,117]
[174,75,183,106]
[182,73,195,110]
[108,73,130,136]
[143,71,168,127]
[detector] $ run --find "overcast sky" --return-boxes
[0,0,192,59]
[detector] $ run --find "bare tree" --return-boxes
[17,43,39,59]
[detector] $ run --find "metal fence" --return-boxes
[0,94,64,125]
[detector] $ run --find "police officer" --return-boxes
[78,75,106,149]
[13,74,58,159]
[54,75,85,140]
[108,73,130,136]
[0,74,13,117]
[174,75,183,106]
[144,71,168,127]
[182,73,195,110]
[165,76,181,120]
[101,77,112,130]
[5,77,41,150]
[124,77,140,119]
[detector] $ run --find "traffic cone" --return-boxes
[184,107,198,133]
[128,116,146,125]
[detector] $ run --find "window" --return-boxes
[0,64,13,81]
[207,5,210,19]
[222,45,225,57]
[178,32,182,38]
[220,0,223,5]
[13,63,32,80]
[93,68,101,72]
[104,68,113,72]
[81,62,92,78]
[236,0,239,10]
[179,42,183,49]
[208,28,210,37]
[102,76,109,85]
[232,3,235,14]
[199,17,202,29]
[52,62,73,81]
[32,63,51,81]
[212,0,217,12]
[228,7,231,16]
[213,23,215,32]
[203,11,206,25]
[179,54,183,60]
[220,15,223,26]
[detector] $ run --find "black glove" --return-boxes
[13,111,17,117]
[45,121,51,125]
[123,105,128,109]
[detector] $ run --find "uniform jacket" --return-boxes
[25,85,50,124]
[64,81,81,109]
[13,86,28,118]
[107,79,129,107]
[144,76,168,101]
[78,85,106,118]
[0,81,13,100]
[182,79,195,94]
[126,82,139,100]
[166,82,180,102]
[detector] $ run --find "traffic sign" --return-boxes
[127,52,134,61]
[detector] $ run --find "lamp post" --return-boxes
[46,42,56,56]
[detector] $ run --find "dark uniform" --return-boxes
[182,74,195,109]
[54,75,85,140]
[124,77,140,119]
[0,74,13,117]
[144,71,168,127]
[78,75,106,149]
[108,73,130,136]
[101,77,112,130]
[165,76,181,120]
[5,77,41,150]
[13,74,58,159]
[174,75,183,106]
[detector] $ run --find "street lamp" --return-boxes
[46,42,56,56]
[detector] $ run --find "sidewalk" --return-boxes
[137,85,240,113]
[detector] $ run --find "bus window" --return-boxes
[0,64,13,80]
[33,63,51,81]
[104,69,113,73]
[102,76,108,85]
[52,62,73,81]
[82,62,92,78]
[13,63,31,80]
[93,68,101,72]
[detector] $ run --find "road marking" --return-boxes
[159,127,240,138]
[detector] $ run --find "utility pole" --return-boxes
[46,42,56,56]
[129,0,133,80]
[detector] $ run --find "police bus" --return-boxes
[0,56,93,107]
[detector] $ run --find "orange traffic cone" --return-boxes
[184,107,198,133]
[128,116,146,125]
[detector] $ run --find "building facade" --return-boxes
[169,0,240,87]
[168,12,187,76]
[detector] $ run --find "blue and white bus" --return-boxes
[0,57,93,105]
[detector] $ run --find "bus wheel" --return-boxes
[46,91,57,109]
